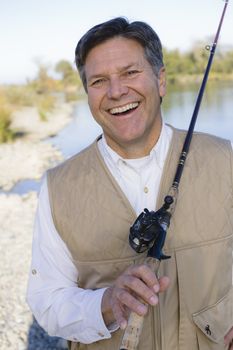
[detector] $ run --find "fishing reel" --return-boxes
[129,195,173,260]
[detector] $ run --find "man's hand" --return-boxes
[101,264,169,330]
[225,327,233,349]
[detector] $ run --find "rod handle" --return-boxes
[119,258,160,350]
[119,310,144,350]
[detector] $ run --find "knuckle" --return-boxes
[127,275,138,289]
[117,288,129,302]
[127,264,144,275]
[136,264,147,274]
[117,289,137,307]
[115,273,128,287]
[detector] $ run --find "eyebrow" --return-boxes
[121,63,139,71]
[87,62,140,83]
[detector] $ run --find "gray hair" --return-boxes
[75,17,164,91]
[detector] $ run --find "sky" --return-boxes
[0,0,232,84]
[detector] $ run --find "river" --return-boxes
[10,81,233,195]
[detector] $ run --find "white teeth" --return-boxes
[109,102,139,115]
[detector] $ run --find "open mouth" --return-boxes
[109,102,139,116]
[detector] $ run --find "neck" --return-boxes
[104,121,163,159]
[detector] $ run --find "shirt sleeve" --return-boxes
[26,175,115,344]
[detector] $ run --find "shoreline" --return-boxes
[1,102,73,191]
[0,102,73,349]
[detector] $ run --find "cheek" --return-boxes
[87,93,98,116]
[88,90,104,114]
[88,96,107,127]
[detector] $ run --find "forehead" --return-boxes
[85,37,147,77]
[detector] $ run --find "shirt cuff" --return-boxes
[71,287,117,343]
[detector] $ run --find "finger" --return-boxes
[111,299,127,330]
[224,327,233,345]
[115,288,148,316]
[228,339,233,349]
[121,275,159,306]
[158,276,170,293]
[127,264,159,289]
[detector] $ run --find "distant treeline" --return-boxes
[164,45,233,84]
[54,46,233,85]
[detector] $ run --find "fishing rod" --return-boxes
[119,1,229,349]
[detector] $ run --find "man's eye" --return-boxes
[91,78,105,86]
[127,70,138,76]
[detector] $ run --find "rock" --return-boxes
[11,103,73,142]
[0,141,63,191]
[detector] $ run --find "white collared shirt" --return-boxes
[98,123,172,215]
[27,124,173,343]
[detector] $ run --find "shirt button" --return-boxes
[98,332,105,337]
[32,269,37,275]
[144,186,149,193]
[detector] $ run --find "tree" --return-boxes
[55,60,81,86]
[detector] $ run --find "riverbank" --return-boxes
[0,103,72,349]
[1,103,72,191]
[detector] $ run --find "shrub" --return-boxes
[0,107,14,143]
[37,94,55,121]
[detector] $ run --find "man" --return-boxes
[27,17,233,349]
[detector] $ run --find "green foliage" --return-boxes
[0,107,14,143]
[3,85,37,107]
[1,84,56,123]
[55,59,83,100]
[164,44,233,85]
[55,60,75,84]
[29,60,59,94]
[37,94,56,121]
[0,56,82,143]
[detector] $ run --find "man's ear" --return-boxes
[158,67,166,98]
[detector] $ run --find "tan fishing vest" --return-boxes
[47,127,233,350]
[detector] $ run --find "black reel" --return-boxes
[129,196,173,260]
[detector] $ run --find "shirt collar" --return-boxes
[98,122,173,171]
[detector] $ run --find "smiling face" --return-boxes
[85,37,166,158]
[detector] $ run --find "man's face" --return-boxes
[85,37,166,158]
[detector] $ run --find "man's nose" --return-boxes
[107,77,128,99]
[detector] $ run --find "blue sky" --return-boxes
[0,0,232,83]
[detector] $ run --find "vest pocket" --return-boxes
[192,287,233,349]
[175,238,233,349]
